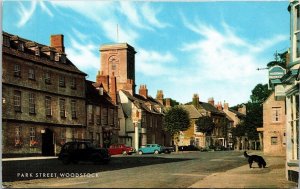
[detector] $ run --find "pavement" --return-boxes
[189,152,298,188]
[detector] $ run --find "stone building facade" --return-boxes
[85,80,119,148]
[2,32,87,156]
[96,43,171,150]
[260,92,286,156]
[180,94,230,149]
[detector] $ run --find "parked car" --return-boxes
[161,146,175,154]
[108,144,135,155]
[138,144,163,155]
[178,145,200,151]
[58,141,111,165]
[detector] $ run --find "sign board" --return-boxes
[275,85,285,97]
[269,66,286,80]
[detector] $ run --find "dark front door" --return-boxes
[42,128,54,156]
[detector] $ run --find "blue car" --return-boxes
[138,144,162,155]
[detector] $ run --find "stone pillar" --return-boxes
[134,122,139,151]
[258,133,263,151]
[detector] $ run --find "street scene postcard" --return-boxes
[1,0,299,188]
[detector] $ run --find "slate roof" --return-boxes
[120,90,164,115]
[228,109,246,118]
[3,31,87,76]
[181,105,203,119]
[85,80,116,107]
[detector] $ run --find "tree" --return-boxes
[195,116,215,148]
[250,84,271,103]
[196,116,215,135]
[163,106,190,152]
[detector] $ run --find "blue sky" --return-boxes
[3,1,290,106]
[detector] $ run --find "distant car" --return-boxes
[138,144,163,155]
[161,146,175,154]
[178,145,200,151]
[108,144,135,155]
[58,141,111,165]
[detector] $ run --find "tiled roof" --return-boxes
[3,31,87,76]
[199,102,225,115]
[181,105,203,119]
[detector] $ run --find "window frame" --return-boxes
[28,68,35,80]
[14,90,21,112]
[29,93,36,114]
[45,96,52,117]
[14,64,21,77]
[59,98,66,118]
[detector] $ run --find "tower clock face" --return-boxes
[108,55,119,76]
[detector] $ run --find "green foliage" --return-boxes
[266,51,287,69]
[232,83,270,140]
[195,116,215,135]
[250,83,272,104]
[232,122,245,137]
[163,106,190,137]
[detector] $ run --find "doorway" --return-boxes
[42,128,54,156]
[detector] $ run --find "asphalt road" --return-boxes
[3,151,248,188]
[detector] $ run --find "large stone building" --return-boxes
[2,32,87,156]
[259,92,286,156]
[95,43,171,150]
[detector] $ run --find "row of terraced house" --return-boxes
[2,31,172,157]
[2,31,245,157]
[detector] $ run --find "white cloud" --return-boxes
[141,3,171,28]
[50,1,139,44]
[136,49,177,76]
[66,37,99,71]
[17,1,37,27]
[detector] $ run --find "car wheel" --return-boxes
[154,150,159,154]
[138,151,143,155]
[122,151,127,155]
[165,150,170,154]
[62,156,71,165]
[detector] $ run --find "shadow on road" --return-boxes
[3,156,192,182]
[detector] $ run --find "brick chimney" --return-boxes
[110,73,117,104]
[208,97,214,106]
[156,90,164,105]
[139,85,148,98]
[192,94,200,109]
[216,102,223,111]
[96,70,109,92]
[165,98,171,108]
[224,102,229,110]
[50,34,65,53]
[123,79,135,95]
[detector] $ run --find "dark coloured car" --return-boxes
[108,144,135,155]
[58,141,111,165]
[161,146,175,154]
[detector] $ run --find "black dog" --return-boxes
[244,151,267,168]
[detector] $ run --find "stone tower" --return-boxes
[98,43,136,94]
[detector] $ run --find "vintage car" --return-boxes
[108,144,135,155]
[58,141,111,164]
[138,144,163,155]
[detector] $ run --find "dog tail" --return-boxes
[244,151,249,158]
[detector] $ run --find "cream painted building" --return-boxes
[261,92,286,156]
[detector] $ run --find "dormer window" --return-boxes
[35,46,40,56]
[18,42,24,51]
[55,53,60,62]
[60,54,66,63]
[49,51,54,61]
[3,36,10,47]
